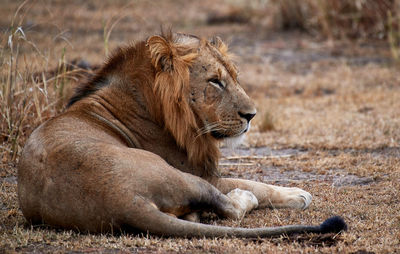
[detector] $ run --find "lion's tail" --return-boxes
[129,199,347,238]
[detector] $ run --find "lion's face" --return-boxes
[188,44,256,140]
[147,33,256,149]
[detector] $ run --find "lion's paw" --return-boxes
[281,187,312,210]
[183,212,200,223]
[227,188,259,215]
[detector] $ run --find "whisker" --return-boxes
[195,121,222,139]
[197,122,219,134]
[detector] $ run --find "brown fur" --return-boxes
[18,32,317,237]
[147,34,218,175]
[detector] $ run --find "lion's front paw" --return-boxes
[227,188,259,216]
[282,187,312,210]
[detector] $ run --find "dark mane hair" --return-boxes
[67,75,108,107]
[66,46,140,108]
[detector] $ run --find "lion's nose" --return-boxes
[238,111,256,122]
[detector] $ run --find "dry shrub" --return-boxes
[0,2,85,164]
[272,0,399,40]
[258,111,275,132]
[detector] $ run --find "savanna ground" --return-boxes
[1,0,400,253]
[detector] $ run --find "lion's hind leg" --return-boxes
[159,173,259,220]
[226,188,258,217]
[182,187,259,222]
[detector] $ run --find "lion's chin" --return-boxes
[223,134,246,149]
[211,131,245,148]
[212,123,250,147]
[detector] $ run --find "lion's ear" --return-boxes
[209,36,228,55]
[147,35,176,72]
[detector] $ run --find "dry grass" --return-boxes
[1,1,400,253]
[271,0,398,39]
[258,111,275,132]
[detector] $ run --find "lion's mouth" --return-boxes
[211,127,248,140]
[211,131,230,139]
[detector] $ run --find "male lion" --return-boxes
[18,32,346,237]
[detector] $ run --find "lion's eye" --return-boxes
[208,78,225,89]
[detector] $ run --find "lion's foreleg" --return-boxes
[213,178,312,210]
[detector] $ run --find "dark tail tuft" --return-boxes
[319,216,347,234]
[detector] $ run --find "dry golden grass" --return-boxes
[1,1,400,253]
[271,0,398,39]
[258,111,275,132]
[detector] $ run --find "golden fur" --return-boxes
[148,34,218,174]
[17,32,327,237]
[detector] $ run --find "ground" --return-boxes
[1,0,400,253]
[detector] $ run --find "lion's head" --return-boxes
[147,33,256,175]
[187,36,256,140]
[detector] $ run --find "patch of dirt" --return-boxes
[0,176,17,185]
[220,147,377,187]
[220,146,305,158]
[227,30,393,77]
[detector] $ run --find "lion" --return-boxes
[18,32,346,237]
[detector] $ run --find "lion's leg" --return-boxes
[170,186,258,223]
[156,171,259,220]
[213,178,312,210]
[182,187,258,222]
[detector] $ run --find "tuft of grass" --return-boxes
[102,4,129,57]
[388,10,400,61]
[258,111,275,132]
[271,0,398,40]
